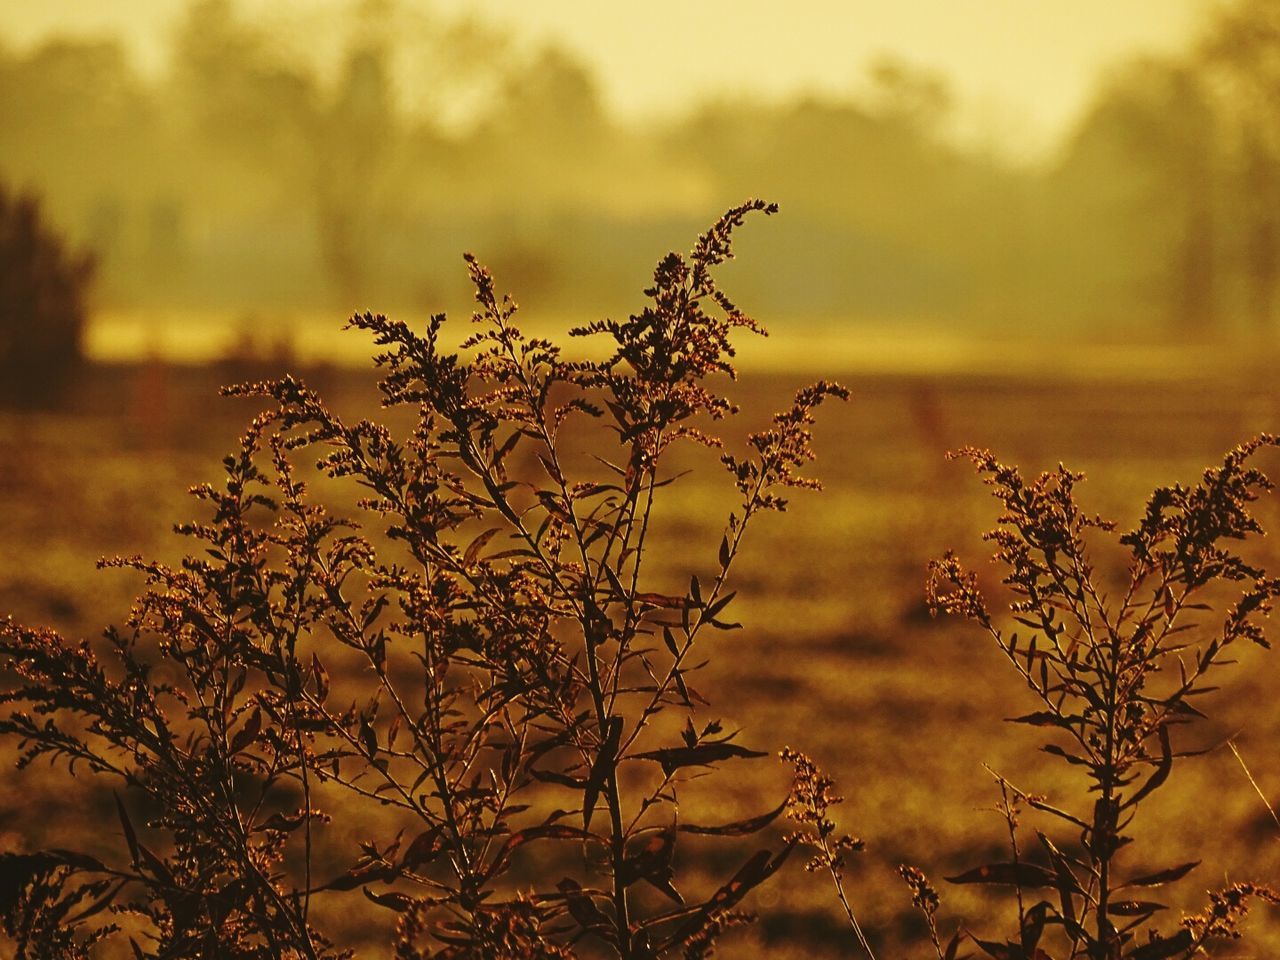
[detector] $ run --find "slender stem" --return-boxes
[818,834,877,960]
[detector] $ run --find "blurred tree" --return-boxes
[488,45,605,143]
[172,0,404,307]
[7,0,1256,337]
[170,0,518,309]
[0,186,95,406]
[866,56,952,136]
[441,43,614,306]
[0,36,154,289]
[315,35,397,306]
[662,62,1026,322]
[1239,133,1280,333]
[1050,58,1218,332]
[1202,0,1280,334]
[471,44,609,210]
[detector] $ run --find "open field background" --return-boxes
[3,344,1279,956]
[8,2,1280,950]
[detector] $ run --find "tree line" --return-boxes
[1,0,1279,336]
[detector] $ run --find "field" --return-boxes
[3,346,1280,957]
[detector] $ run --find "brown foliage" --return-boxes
[0,202,846,958]
[924,438,1280,960]
[1,201,1278,960]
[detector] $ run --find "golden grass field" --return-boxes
[3,346,1280,957]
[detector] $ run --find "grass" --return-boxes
[3,353,1279,957]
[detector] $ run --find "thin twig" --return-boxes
[1229,740,1280,837]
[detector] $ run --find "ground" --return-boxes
[3,353,1279,957]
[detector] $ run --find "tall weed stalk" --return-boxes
[0,202,850,959]
[924,440,1280,960]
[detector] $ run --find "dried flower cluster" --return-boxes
[0,202,846,959]
[780,747,875,958]
[926,437,1280,959]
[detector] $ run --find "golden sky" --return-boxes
[2,0,1210,156]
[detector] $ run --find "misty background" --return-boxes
[3,0,1279,362]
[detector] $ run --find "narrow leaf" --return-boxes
[114,793,140,866]
[1128,930,1194,959]
[1108,900,1166,917]
[363,887,415,913]
[464,528,500,566]
[632,742,768,776]
[1120,861,1199,889]
[583,717,622,830]
[1124,724,1172,809]
[945,862,1056,888]
[679,797,789,836]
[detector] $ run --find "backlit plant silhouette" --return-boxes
[0,184,94,405]
[924,438,1280,960]
[0,201,852,959]
[4,199,1278,960]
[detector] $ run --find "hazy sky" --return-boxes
[1,0,1212,156]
